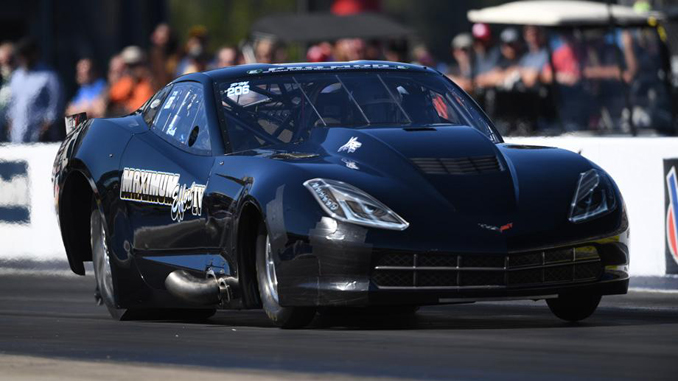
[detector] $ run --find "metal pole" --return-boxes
[607,0,638,136]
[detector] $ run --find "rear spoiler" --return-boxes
[64,112,88,134]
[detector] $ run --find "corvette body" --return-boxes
[53,61,629,327]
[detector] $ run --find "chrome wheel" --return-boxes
[98,224,114,300]
[264,234,279,303]
[255,222,316,328]
[91,204,125,320]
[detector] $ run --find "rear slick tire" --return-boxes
[255,222,316,329]
[90,202,127,320]
[92,201,217,321]
[547,293,602,322]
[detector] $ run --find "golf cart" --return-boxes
[467,1,675,136]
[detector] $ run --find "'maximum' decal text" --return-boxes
[120,168,206,222]
[120,168,180,206]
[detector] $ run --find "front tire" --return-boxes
[547,293,602,322]
[255,222,316,328]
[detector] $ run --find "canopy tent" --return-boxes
[250,12,412,43]
[468,1,662,27]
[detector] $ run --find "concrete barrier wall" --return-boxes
[2,139,677,276]
[0,144,64,262]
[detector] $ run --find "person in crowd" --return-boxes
[181,49,211,74]
[254,38,275,63]
[542,32,581,86]
[411,45,437,68]
[6,37,63,143]
[517,26,549,88]
[306,42,333,63]
[476,28,523,89]
[65,58,107,119]
[542,32,585,130]
[213,46,238,68]
[364,40,383,60]
[383,39,407,63]
[447,33,473,92]
[108,46,154,115]
[471,23,501,77]
[149,23,179,89]
[176,25,209,76]
[582,30,637,84]
[272,42,289,64]
[0,42,16,142]
[107,54,125,86]
[334,38,366,61]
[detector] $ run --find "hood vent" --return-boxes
[412,155,502,175]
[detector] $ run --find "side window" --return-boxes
[142,85,172,126]
[151,82,211,154]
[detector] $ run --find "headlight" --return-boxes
[303,178,409,231]
[569,169,617,223]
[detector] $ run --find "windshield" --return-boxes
[218,71,499,152]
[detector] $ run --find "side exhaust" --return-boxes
[165,270,235,305]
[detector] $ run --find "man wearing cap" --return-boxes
[447,33,473,92]
[476,28,523,89]
[109,46,154,114]
[471,23,501,77]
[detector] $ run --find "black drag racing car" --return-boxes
[53,61,629,328]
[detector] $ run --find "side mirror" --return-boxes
[188,126,199,147]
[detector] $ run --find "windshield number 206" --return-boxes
[227,82,250,97]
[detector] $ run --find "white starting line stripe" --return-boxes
[629,287,678,294]
[0,268,84,277]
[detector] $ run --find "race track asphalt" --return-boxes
[0,273,676,380]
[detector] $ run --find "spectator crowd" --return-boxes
[0,24,245,144]
[0,19,657,143]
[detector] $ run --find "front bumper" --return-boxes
[276,223,630,307]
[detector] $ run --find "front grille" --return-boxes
[371,246,603,289]
[411,155,502,175]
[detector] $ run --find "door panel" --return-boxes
[120,132,214,252]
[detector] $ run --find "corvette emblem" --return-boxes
[338,137,362,153]
[478,222,513,233]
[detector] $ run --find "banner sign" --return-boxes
[664,159,678,274]
[0,160,30,223]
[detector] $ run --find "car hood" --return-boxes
[237,126,621,251]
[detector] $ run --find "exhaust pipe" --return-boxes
[165,270,234,305]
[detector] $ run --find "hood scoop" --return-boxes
[411,155,503,175]
[269,152,319,160]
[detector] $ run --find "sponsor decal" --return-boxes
[164,91,179,110]
[478,222,513,233]
[171,182,206,222]
[665,164,678,270]
[342,158,359,170]
[338,136,362,154]
[226,81,250,97]
[0,161,30,223]
[247,63,408,75]
[120,168,205,222]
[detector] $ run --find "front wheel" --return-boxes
[546,293,602,322]
[255,222,316,328]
